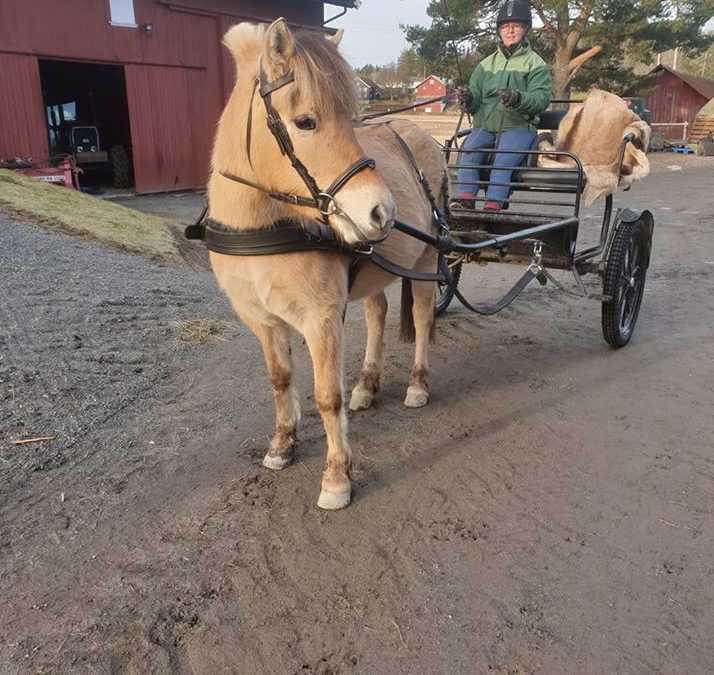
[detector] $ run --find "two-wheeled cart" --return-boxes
[397,108,654,347]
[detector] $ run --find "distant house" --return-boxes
[356,76,381,102]
[624,65,714,140]
[414,75,447,113]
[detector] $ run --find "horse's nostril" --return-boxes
[370,204,389,229]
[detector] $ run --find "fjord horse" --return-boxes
[207,19,446,509]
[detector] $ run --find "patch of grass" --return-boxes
[0,168,178,259]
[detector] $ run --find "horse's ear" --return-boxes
[328,28,344,47]
[264,18,295,78]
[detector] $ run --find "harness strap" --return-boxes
[245,78,259,168]
[454,267,537,315]
[259,71,295,96]
[368,252,446,282]
[385,123,448,231]
[187,217,355,255]
[321,157,376,209]
[184,214,448,283]
[218,170,317,208]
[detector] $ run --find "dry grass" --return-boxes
[171,319,239,343]
[0,169,178,259]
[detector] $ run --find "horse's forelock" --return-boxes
[290,32,359,120]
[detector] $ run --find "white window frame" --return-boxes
[109,0,137,28]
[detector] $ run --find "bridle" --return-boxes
[219,63,377,226]
[186,67,452,285]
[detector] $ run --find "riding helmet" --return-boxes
[496,0,533,30]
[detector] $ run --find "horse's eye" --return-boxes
[294,116,316,131]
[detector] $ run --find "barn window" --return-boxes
[109,0,137,27]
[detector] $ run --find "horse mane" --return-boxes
[223,22,359,120]
[289,32,359,119]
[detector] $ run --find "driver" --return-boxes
[452,0,551,212]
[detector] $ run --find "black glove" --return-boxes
[498,88,521,108]
[457,85,473,109]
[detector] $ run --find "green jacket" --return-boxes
[466,41,551,133]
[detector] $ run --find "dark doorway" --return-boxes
[39,59,133,190]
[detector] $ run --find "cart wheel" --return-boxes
[601,218,648,347]
[435,255,462,316]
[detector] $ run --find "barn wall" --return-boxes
[0,53,49,161]
[642,71,708,139]
[0,0,325,192]
[0,0,322,69]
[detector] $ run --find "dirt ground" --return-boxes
[2,152,713,674]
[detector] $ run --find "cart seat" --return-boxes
[513,167,585,192]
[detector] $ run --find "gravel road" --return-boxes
[1,153,713,674]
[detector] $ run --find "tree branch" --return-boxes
[573,0,593,35]
[567,44,603,81]
[530,1,565,48]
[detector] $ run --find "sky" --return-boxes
[324,0,432,68]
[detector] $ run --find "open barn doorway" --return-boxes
[39,59,133,192]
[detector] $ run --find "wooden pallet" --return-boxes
[688,116,714,142]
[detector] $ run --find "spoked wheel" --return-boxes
[601,219,649,347]
[435,254,462,316]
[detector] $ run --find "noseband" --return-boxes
[219,64,376,225]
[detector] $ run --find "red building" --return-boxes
[0,0,355,193]
[414,75,447,113]
[625,65,714,141]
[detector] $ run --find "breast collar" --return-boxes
[218,62,376,226]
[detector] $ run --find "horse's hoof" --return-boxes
[317,489,351,510]
[404,387,428,408]
[262,451,292,470]
[349,388,373,411]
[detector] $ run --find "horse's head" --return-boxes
[213,19,396,244]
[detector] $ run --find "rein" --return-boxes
[219,65,376,223]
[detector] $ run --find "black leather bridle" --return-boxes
[185,64,451,286]
[219,64,377,226]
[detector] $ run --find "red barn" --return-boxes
[624,65,714,141]
[414,75,447,113]
[0,0,355,194]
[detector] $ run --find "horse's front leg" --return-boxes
[349,292,387,411]
[404,278,435,408]
[245,318,300,470]
[304,313,352,510]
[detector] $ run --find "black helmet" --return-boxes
[496,0,532,30]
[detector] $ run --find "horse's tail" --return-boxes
[400,279,416,343]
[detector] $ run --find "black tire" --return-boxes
[110,145,131,189]
[435,255,462,316]
[601,219,648,347]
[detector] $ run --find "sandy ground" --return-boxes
[1,152,714,674]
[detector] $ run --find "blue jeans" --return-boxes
[455,128,536,205]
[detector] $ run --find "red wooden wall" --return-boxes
[0,54,49,161]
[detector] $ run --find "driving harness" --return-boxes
[184,62,450,285]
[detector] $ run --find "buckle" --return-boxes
[318,193,341,217]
